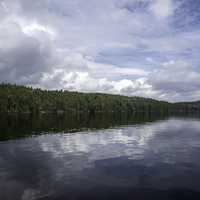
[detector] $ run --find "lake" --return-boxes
[1,113,200,200]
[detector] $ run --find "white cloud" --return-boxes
[149,60,200,101]
[149,0,173,19]
[21,21,56,39]
[0,0,200,101]
[87,61,149,79]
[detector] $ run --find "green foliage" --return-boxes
[0,83,173,114]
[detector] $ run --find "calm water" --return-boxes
[1,114,200,200]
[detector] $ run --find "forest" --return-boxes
[0,83,199,114]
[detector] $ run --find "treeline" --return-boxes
[172,101,200,113]
[0,83,195,115]
[0,83,171,114]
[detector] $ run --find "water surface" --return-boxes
[0,114,200,200]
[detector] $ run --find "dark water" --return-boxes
[1,114,200,200]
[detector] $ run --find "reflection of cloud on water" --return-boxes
[21,189,40,200]
[1,118,200,200]
[39,123,158,161]
[39,119,200,161]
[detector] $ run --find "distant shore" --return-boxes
[0,83,200,114]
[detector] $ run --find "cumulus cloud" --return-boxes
[149,60,200,101]
[149,0,173,19]
[0,0,200,101]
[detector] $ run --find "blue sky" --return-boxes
[0,0,200,102]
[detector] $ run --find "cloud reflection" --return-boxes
[1,118,200,199]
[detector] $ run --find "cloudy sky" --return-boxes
[0,0,200,102]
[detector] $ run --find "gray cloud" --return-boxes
[0,0,200,101]
[150,61,200,91]
[0,21,54,85]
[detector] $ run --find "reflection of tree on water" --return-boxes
[0,112,169,141]
[1,118,200,200]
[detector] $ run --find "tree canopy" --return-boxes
[0,83,199,114]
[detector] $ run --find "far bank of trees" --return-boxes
[1,83,199,115]
[0,83,171,114]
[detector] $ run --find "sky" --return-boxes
[0,0,200,102]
